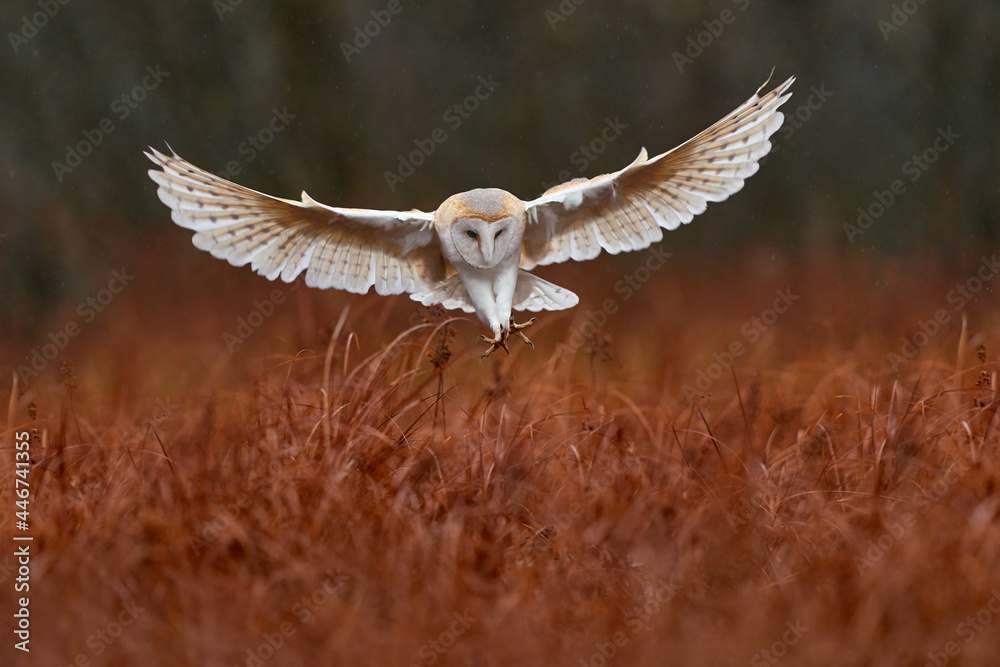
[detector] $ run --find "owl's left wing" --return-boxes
[520,75,793,270]
[146,148,443,295]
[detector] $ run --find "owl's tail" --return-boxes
[511,271,579,312]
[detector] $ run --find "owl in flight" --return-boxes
[147,75,793,358]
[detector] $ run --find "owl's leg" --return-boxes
[478,264,525,359]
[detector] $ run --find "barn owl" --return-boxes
[147,75,793,358]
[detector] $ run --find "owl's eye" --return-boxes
[494,229,503,238]
[466,230,478,239]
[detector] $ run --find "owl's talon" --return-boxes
[508,316,537,349]
[479,333,511,360]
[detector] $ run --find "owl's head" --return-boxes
[436,188,526,270]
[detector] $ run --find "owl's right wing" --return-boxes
[520,75,793,270]
[146,148,444,295]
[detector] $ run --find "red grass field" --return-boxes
[4,249,1000,666]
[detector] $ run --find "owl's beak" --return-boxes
[480,233,496,265]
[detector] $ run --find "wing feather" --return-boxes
[146,148,443,295]
[521,75,793,269]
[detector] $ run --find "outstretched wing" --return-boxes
[146,148,444,295]
[520,75,794,270]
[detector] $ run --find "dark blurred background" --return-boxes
[1,0,998,340]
